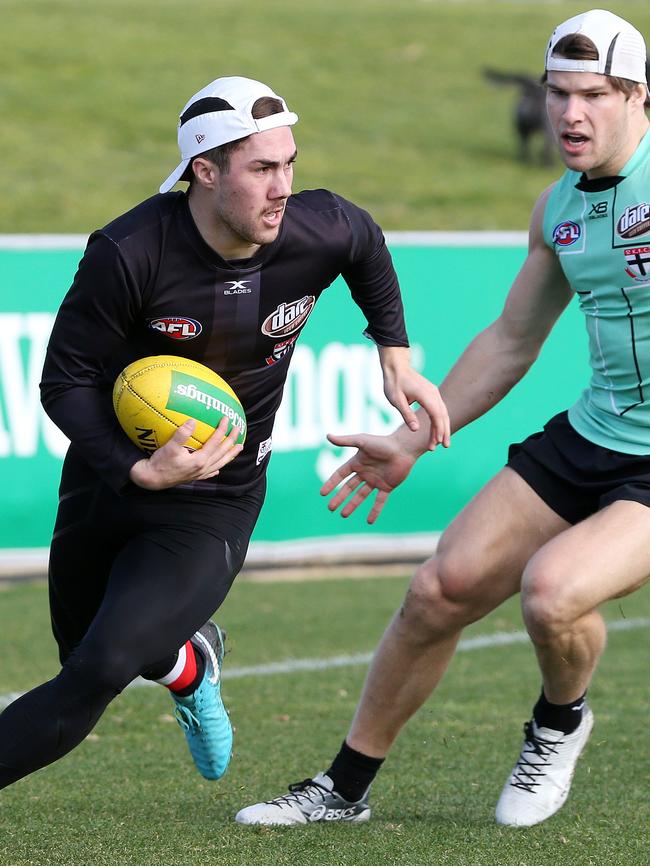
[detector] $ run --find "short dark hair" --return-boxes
[185,96,286,182]
[543,33,641,97]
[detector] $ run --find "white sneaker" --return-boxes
[235,772,371,826]
[495,707,594,827]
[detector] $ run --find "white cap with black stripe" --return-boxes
[545,9,647,87]
[160,76,298,194]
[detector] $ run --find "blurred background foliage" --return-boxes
[1,0,649,232]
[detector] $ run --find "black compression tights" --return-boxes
[0,464,264,789]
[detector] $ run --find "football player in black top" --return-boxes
[0,76,448,791]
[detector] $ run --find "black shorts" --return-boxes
[507,411,650,524]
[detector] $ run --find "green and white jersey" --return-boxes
[543,130,650,454]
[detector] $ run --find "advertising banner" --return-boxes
[0,235,586,552]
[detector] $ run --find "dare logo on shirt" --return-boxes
[261,296,315,339]
[148,317,203,340]
[617,203,650,239]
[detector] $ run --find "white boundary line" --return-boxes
[384,231,527,247]
[0,235,88,249]
[218,616,649,679]
[1,617,647,710]
[0,232,527,250]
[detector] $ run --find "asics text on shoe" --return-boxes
[172,621,233,780]
[235,772,371,826]
[495,707,594,827]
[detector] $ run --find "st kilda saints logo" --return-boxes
[624,247,650,283]
[617,204,650,239]
[265,334,299,366]
[552,220,581,246]
[261,296,316,339]
[148,317,203,340]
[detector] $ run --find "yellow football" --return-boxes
[113,355,247,453]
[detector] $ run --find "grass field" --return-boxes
[0,576,648,865]
[3,2,650,863]
[1,0,650,233]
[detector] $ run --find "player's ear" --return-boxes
[191,157,219,189]
[629,82,648,108]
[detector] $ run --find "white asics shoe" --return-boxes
[235,772,371,826]
[495,707,594,827]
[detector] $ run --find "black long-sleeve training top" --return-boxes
[41,189,409,495]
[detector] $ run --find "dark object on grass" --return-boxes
[484,69,554,165]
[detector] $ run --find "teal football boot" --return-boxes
[172,621,233,780]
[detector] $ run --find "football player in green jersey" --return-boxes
[236,9,650,829]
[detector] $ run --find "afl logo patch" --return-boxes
[262,296,316,339]
[148,317,203,341]
[553,221,581,246]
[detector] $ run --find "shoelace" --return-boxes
[265,778,330,808]
[193,629,221,685]
[174,704,201,733]
[510,721,564,793]
[174,691,222,731]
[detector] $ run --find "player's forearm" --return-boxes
[440,319,540,433]
[40,384,142,491]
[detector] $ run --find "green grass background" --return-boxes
[2,0,649,234]
[2,2,650,863]
[0,577,648,865]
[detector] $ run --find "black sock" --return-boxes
[326,740,384,802]
[533,689,587,735]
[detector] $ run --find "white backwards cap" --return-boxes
[545,9,647,87]
[160,76,298,194]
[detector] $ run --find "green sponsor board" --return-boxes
[0,237,586,549]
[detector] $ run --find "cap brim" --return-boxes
[159,158,191,194]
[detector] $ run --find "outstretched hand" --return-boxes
[382,365,450,451]
[129,416,243,490]
[321,432,418,524]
